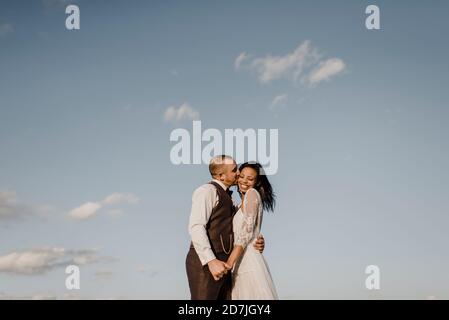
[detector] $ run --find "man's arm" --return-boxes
[189,185,228,280]
[189,185,217,265]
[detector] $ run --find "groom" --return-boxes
[186,155,265,300]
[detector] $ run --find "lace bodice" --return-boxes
[233,188,263,248]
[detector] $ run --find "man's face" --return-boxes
[219,159,239,188]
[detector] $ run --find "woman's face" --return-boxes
[238,167,258,194]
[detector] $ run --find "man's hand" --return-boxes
[207,259,228,281]
[253,234,265,253]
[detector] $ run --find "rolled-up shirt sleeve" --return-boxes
[188,185,218,266]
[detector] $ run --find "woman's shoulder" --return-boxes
[246,188,261,200]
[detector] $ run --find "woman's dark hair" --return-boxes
[238,162,276,213]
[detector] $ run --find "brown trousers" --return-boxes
[186,247,232,300]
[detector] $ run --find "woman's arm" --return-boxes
[226,189,259,269]
[226,245,244,269]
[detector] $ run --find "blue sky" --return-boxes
[1,0,449,299]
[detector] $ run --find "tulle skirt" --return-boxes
[232,246,278,300]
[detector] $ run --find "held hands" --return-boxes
[208,235,265,281]
[207,259,231,281]
[253,234,265,253]
[224,261,233,272]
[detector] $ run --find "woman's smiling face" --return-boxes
[238,167,258,194]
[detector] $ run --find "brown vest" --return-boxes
[191,181,235,257]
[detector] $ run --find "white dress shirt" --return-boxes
[188,179,229,266]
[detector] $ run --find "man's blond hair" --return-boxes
[209,155,234,178]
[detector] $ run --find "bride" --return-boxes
[225,162,278,300]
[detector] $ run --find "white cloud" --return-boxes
[0,192,18,219]
[307,58,346,86]
[0,292,58,300]
[69,202,101,220]
[0,292,90,300]
[0,23,13,38]
[62,293,83,300]
[0,247,109,275]
[240,41,346,87]
[94,269,114,279]
[249,41,320,83]
[31,293,58,300]
[270,94,288,110]
[234,52,249,70]
[0,191,51,221]
[69,192,140,220]
[73,254,110,265]
[102,193,139,206]
[163,103,199,123]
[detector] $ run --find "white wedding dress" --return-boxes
[231,188,278,300]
